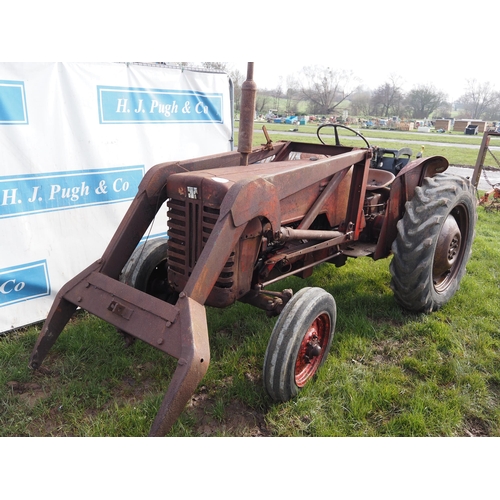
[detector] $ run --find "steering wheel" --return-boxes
[317,123,371,148]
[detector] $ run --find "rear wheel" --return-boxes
[390,173,477,312]
[263,287,336,402]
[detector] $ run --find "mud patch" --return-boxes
[187,386,270,437]
[464,416,489,437]
[6,380,48,409]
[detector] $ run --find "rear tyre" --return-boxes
[389,173,477,312]
[263,287,336,402]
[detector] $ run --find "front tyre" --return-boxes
[263,287,336,402]
[390,173,477,313]
[120,238,177,303]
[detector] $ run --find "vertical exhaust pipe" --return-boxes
[238,62,257,166]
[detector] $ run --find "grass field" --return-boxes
[1,128,499,437]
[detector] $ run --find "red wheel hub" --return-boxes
[294,313,331,387]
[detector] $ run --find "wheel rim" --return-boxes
[145,259,178,304]
[145,259,168,295]
[433,206,468,293]
[294,313,331,387]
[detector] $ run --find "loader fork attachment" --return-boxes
[28,161,210,436]
[149,296,210,436]
[29,148,281,436]
[29,297,79,370]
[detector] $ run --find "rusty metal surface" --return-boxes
[298,168,349,230]
[149,295,210,436]
[238,63,257,166]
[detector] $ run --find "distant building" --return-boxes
[453,119,487,133]
[434,119,452,131]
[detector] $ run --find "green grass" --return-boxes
[258,122,487,144]
[1,207,499,437]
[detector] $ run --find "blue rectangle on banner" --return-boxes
[0,80,28,124]
[97,85,223,124]
[0,166,144,219]
[0,260,50,307]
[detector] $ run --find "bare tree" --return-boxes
[163,62,194,69]
[285,75,299,114]
[459,80,499,119]
[273,77,284,114]
[350,89,373,117]
[405,84,447,119]
[226,67,245,114]
[371,75,404,117]
[434,102,453,119]
[481,95,500,120]
[201,62,229,71]
[256,94,270,114]
[300,66,359,115]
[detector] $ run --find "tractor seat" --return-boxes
[366,169,395,190]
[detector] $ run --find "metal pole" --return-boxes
[472,131,500,190]
[472,131,491,189]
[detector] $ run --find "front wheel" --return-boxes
[263,287,336,402]
[120,238,177,304]
[390,173,477,312]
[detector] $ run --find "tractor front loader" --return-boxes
[29,64,478,436]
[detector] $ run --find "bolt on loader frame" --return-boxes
[29,64,479,435]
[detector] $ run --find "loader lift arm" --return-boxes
[29,145,287,435]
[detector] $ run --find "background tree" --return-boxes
[169,62,190,69]
[405,84,446,119]
[228,67,244,114]
[300,65,359,115]
[350,89,373,117]
[434,101,453,119]
[481,95,500,120]
[285,75,299,115]
[458,79,499,119]
[371,75,404,117]
[273,78,284,114]
[256,94,270,114]
[201,62,229,72]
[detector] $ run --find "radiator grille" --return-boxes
[167,197,235,289]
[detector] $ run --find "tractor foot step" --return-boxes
[342,243,376,257]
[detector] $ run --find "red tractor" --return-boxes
[30,65,478,435]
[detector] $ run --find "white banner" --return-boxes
[0,62,234,333]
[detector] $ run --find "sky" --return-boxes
[225,3,500,103]
[232,54,495,104]
[4,1,499,105]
